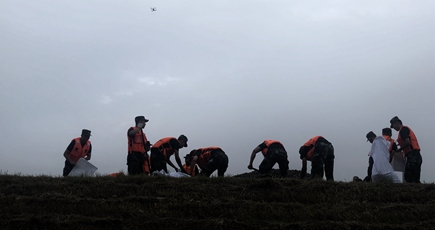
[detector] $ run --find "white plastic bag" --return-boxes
[68,158,98,177]
[152,170,190,178]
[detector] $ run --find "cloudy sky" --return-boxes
[1,0,434,181]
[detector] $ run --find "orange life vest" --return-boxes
[303,136,322,161]
[152,137,177,158]
[109,172,124,177]
[397,126,420,155]
[195,146,222,168]
[382,135,395,152]
[128,127,148,154]
[183,164,198,176]
[261,140,283,156]
[70,137,91,163]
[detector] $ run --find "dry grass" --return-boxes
[1,174,434,229]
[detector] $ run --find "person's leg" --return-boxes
[310,154,324,179]
[416,152,422,183]
[364,157,374,182]
[63,160,74,177]
[203,157,219,177]
[324,144,335,181]
[405,151,422,183]
[150,148,166,173]
[259,154,277,175]
[275,148,289,177]
[217,153,229,177]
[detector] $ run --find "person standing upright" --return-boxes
[390,116,422,183]
[127,116,150,175]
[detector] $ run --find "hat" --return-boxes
[389,116,402,128]
[178,134,188,147]
[135,116,149,123]
[81,129,91,136]
[366,131,376,141]
[184,153,193,159]
[145,141,152,146]
[382,127,392,136]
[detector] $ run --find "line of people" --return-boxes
[62,116,422,183]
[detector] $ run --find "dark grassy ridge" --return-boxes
[1,175,435,230]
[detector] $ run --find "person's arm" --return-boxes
[64,140,76,165]
[396,127,411,152]
[84,144,92,161]
[397,138,411,152]
[195,165,199,176]
[174,149,184,170]
[190,155,199,176]
[389,142,397,163]
[127,124,144,137]
[299,145,308,178]
[165,159,178,172]
[248,146,262,169]
[165,154,179,172]
[301,157,307,179]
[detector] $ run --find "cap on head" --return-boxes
[366,131,376,141]
[135,116,149,123]
[81,129,91,136]
[178,134,188,147]
[184,153,193,159]
[389,116,402,128]
[382,127,392,136]
[145,141,152,146]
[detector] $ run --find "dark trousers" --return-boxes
[150,148,168,173]
[404,150,422,183]
[201,150,229,177]
[127,152,145,175]
[363,157,374,182]
[259,147,289,177]
[311,142,335,181]
[63,160,74,177]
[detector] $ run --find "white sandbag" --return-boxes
[169,172,191,178]
[152,170,190,178]
[372,172,401,183]
[68,158,98,177]
[391,151,405,172]
[370,136,400,183]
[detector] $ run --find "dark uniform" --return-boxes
[191,147,229,177]
[299,136,334,181]
[257,140,289,177]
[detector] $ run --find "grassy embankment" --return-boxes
[1,174,435,229]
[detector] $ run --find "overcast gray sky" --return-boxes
[1,0,434,181]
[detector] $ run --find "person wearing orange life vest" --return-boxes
[182,154,199,177]
[150,135,188,173]
[390,116,422,183]
[127,116,151,175]
[299,136,334,181]
[190,146,229,177]
[248,140,289,177]
[381,127,398,163]
[63,129,92,176]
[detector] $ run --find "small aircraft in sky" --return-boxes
[151,7,156,12]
